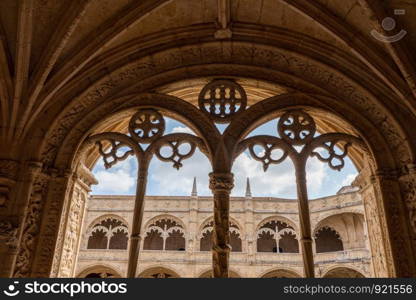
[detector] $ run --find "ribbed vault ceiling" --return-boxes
[0,0,415,168]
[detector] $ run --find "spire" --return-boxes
[192,177,198,196]
[245,177,252,197]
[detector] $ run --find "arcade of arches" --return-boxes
[75,191,370,278]
[0,0,416,278]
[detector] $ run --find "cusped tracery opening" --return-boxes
[143,218,186,251]
[199,220,242,252]
[315,227,344,253]
[87,217,128,250]
[257,220,299,253]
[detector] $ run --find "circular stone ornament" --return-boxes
[128,109,165,144]
[198,80,247,123]
[278,110,316,145]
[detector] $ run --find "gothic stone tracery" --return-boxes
[1,0,416,278]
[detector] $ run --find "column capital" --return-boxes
[209,172,234,192]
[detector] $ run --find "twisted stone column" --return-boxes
[209,172,234,278]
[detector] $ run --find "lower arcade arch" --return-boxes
[260,269,301,278]
[322,267,365,278]
[77,266,122,278]
[138,267,181,278]
[199,270,241,278]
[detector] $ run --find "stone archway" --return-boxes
[323,267,365,278]
[77,265,122,278]
[199,270,240,278]
[261,269,301,278]
[9,39,416,278]
[1,0,416,281]
[138,267,180,278]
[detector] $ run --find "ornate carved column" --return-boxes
[13,163,49,278]
[0,159,20,277]
[354,166,416,277]
[399,164,416,255]
[55,164,97,277]
[209,172,234,278]
[354,169,392,277]
[29,169,73,277]
[374,170,416,277]
[0,220,18,277]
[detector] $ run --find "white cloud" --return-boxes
[146,148,328,198]
[148,150,211,196]
[341,173,357,187]
[231,152,326,198]
[92,156,136,195]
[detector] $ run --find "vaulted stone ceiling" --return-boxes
[0,0,415,162]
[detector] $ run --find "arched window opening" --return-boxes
[315,213,366,250]
[230,231,242,252]
[323,267,365,278]
[87,218,128,250]
[143,229,163,250]
[138,267,180,278]
[109,229,129,249]
[76,81,372,280]
[85,272,116,278]
[143,218,185,251]
[257,220,299,253]
[315,227,344,253]
[199,221,242,252]
[199,270,240,278]
[77,266,121,278]
[87,229,107,249]
[200,228,213,251]
[279,232,299,253]
[261,269,301,278]
[165,229,186,251]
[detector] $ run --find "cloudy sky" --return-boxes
[92,118,358,199]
